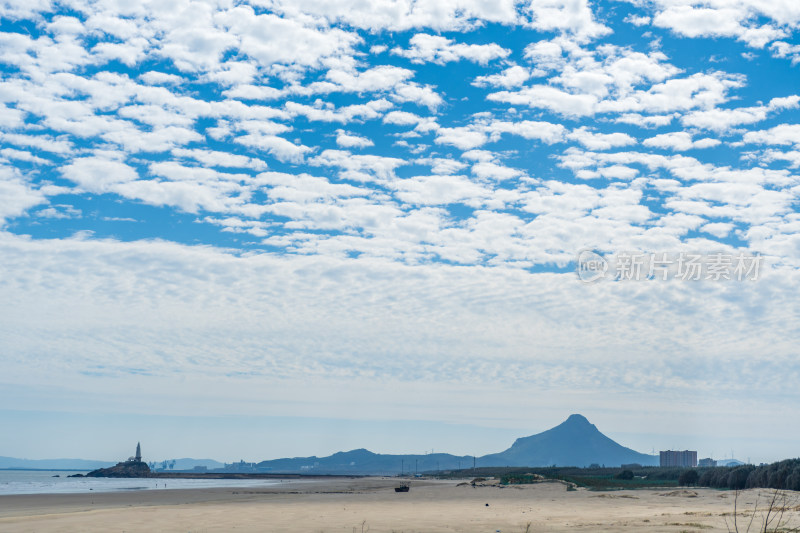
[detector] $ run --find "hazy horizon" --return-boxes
[0,411,794,466]
[2,0,799,468]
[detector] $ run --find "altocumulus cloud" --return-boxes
[1,0,800,458]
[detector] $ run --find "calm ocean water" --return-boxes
[0,470,282,495]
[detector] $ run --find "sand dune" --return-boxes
[1,477,797,532]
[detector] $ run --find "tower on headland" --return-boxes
[83,441,150,477]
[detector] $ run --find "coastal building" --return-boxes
[84,442,150,477]
[660,450,697,467]
[127,442,143,463]
[698,458,717,467]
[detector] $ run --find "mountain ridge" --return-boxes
[253,414,657,474]
[479,414,657,468]
[2,415,658,474]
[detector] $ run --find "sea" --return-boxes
[0,470,282,496]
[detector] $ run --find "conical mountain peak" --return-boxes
[479,414,656,467]
[563,414,592,426]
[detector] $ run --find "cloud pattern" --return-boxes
[1,0,800,452]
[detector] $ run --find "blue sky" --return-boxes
[1,0,799,463]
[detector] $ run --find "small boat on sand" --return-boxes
[394,483,410,492]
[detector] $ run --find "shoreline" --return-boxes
[74,471,368,479]
[0,478,439,520]
[1,478,792,532]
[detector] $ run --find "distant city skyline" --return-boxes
[1,0,799,465]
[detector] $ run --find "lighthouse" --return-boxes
[135,442,142,462]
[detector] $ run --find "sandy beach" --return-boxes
[1,477,796,532]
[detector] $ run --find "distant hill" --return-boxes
[480,414,658,468]
[0,456,114,470]
[0,415,659,474]
[257,448,472,475]
[255,414,657,474]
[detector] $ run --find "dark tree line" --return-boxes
[697,459,800,491]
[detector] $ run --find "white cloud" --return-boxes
[235,134,311,163]
[0,133,73,154]
[324,65,414,93]
[0,166,47,223]
[491,45,736,118]
[488,120,567,144]
[213,6,363,71]
[624,14,651,26]
[113,179,234,214]
[36,204,82,219]
[268,0,521,32]
[309,150,407,182]
[524,0,611,41]
[701,221,734,238]
[770,41,800,64]
[335,130,374,148]
[222,84,284,100]
[614,113,676,128]
[139,71,183,86]
[383,111,427,126]
[391,83,444,110]
[60,156,140,193]
[758,149,800,168]
[391,34,510,65]
[4,0,800,459]
[742,124,800,147]
[472,65,532,88]
[102,125,203,153]
[432,119,566,150]
[284,99,393,123]
[434,127,489,150]
[391,174,493,206]
[651,4,788,48]
[488,85,598,116]
[171,148,268,171]
[414,157,467,175]
[643,132,722,151]
[471,160,525,182]
[681,95,800,132]
[0,148,52,165]
[255,171,369,202]
[0,104,25,128]
[567,127,637,150]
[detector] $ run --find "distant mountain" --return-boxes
[0,415,659,474]
[0,456,114,470]
[480,414,657,468]
[257,448,472,475]
[254,414,656,474]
